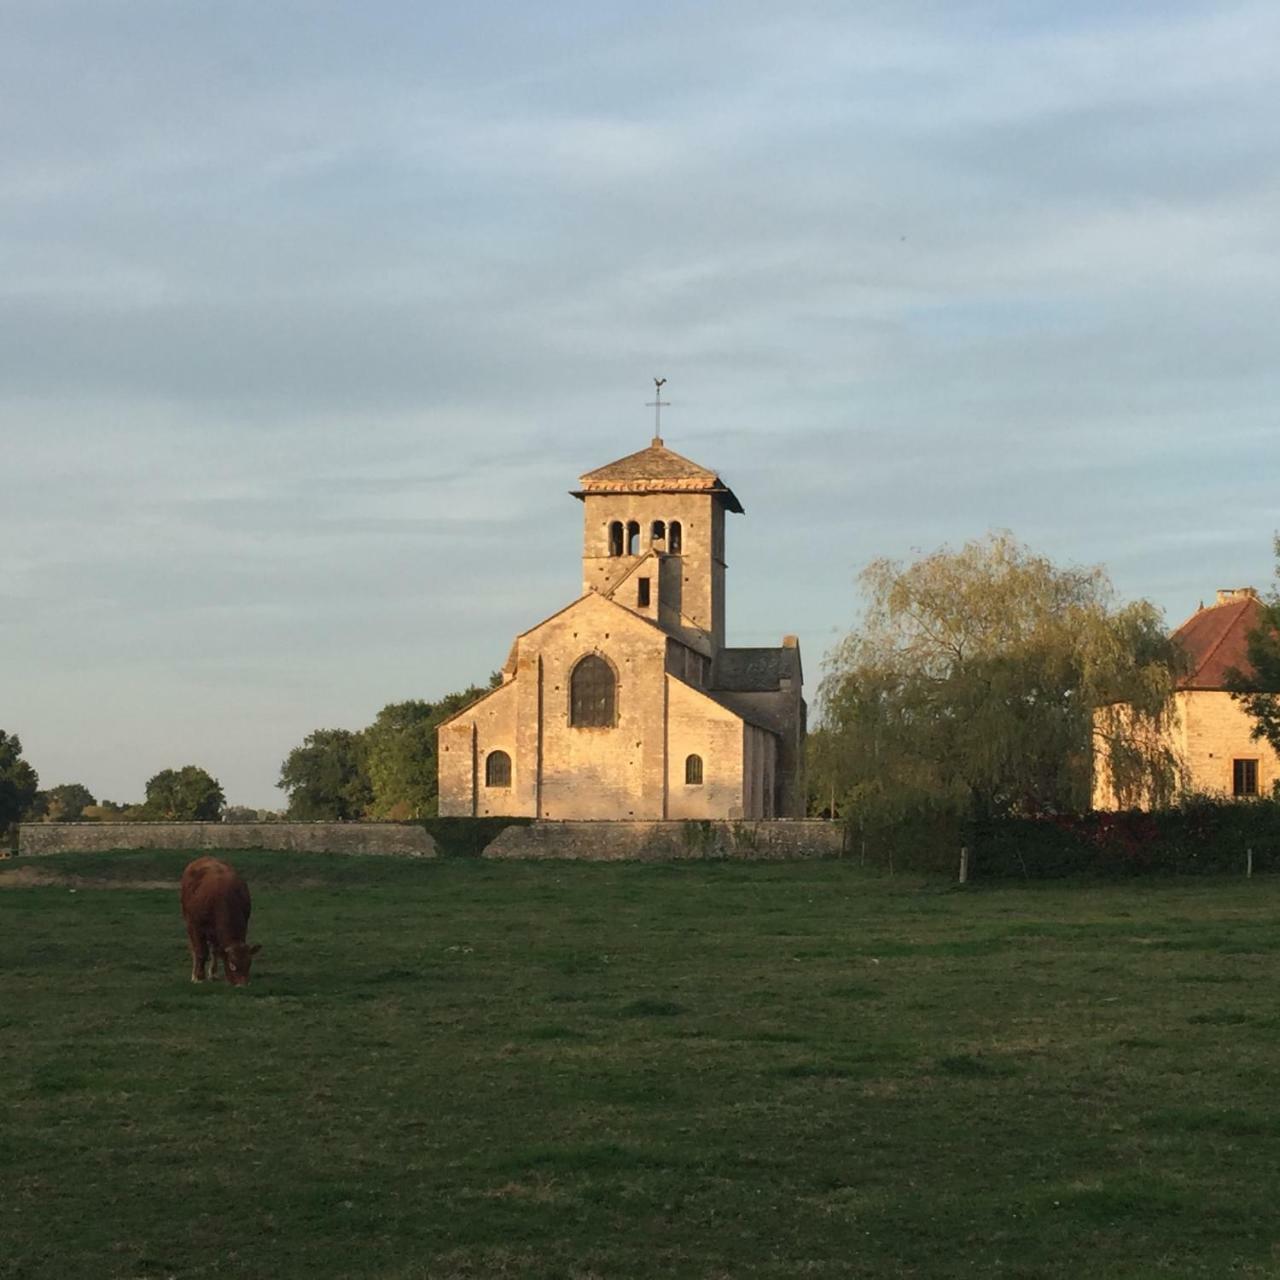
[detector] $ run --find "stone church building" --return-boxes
[437,432,806,820]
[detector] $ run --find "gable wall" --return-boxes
[530,594,670,819]
[665,675,747,819]
[438,679,523,817]
[1179,690,1280,799]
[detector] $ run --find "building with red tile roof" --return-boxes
[1093,588,1278,809]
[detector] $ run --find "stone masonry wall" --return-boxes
[17,823,437,858]
[1180,690,1280,799]
[483,819,844,861]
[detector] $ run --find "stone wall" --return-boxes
[482,819,844,861]
[1093,689,1280,810]
[1180,690,1280,800]
[17,822,437,858]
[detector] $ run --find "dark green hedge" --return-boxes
[849,798,1280,880]
[414,817,533,858]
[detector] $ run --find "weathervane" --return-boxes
[646,377,669,446]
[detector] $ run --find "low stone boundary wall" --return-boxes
[17,822,437,858]
[483,819,845,861]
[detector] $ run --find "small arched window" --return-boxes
[626,521,640,555]
[608,521,623,557]
[485,750,511,787]
[651,520,666,544]
[570,655,616,727]
[685,754,703,785]
[668,521,683,554]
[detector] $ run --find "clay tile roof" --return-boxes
[1173,593,1264,690]
[573,440,744,513]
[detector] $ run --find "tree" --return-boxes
[223,805,281,824]
[278,729,372,820]
[45,783,96,822]
[1227,537,1280,760]
[816,534,1184,837]
[365,683,496,819]
[278,677,499,822]
[364,701,437,819]
[144,766,225,821]
[0,730,39,833]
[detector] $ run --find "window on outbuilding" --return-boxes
[570,655,616,727]
[485,750,511,787]
[608,521,624,557]
[685,754,703,785]
[668,521,682,554]
[1234,758,1259,797]
[626,521,640,555]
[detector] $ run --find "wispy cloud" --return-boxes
[4,1,1278,803]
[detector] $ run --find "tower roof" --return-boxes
[1172,589,1263,690]
[572,440,744,512]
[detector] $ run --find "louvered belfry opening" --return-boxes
[570,654,616,727]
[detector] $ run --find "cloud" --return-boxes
[4,0,1279,803]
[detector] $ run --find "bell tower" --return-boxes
[572,390,742,655]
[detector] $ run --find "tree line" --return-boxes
[0,741,226,833]
[0,678,494,837]
[276,680,497,820]
[809,531,1280,841]
[12,531,1280,842]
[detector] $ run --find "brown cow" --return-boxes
[180,856,261,986]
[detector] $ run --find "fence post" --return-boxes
[1247,846,1254,879]
[959,846,969,884]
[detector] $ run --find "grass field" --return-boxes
[4,852,1280,1279]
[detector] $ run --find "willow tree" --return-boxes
[814,534,1184,838]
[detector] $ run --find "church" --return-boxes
[437,421,806,820]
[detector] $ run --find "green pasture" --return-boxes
[4,852,1280,1279]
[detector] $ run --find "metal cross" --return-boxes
[645,377,669,444]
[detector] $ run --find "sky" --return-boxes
[3,1,1279,808]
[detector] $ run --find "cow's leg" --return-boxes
[207,941,219,980]
[187,923,208,983]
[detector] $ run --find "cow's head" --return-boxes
[222,942,262,987]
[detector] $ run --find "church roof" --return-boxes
[714,645,802,692]
[1173,590,1264,690]
[573,439,744,513]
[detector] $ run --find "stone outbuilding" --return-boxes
[1092,587,1279,809]
[437,433,806,819]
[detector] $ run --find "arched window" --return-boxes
[626,521,640,555]
[485,750,511,787]
[651,520,666,544]
[685,754,703,785]
[570,655,616,727]
[608,521,623,557]
[668,521,682,554]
